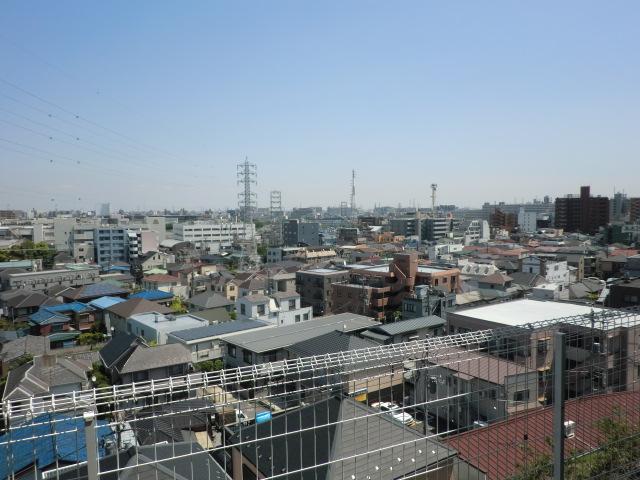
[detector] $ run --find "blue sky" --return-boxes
[1,1,639,211]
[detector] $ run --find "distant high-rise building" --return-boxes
[630,198,640,224]
[100,203,110,217]
[610,192,630,222]
[282,219,321,246]
[554,185,609,234]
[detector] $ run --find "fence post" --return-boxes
[553,332,566,480]
[83,411,98,480]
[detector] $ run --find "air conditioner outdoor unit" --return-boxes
[563,420,576,438]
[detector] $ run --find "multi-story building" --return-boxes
[453,219,490,245]
[296,267,351,316]
[422,217,458,242]
[331,253,460,321]
[236,292,313,326]
[282,219,321,246]
[389,217,421,238]
[520,254,570,285]
[518,208,539,233]
[481,200,555,221]
[94,227,129,268]
[1,266,100,292]
[555,185,609,234]
[489,208,517,230]
[630,198,640,223]
[173,221,254,250]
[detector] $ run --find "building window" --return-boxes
[243,349,253,364]
[513,390,529,402]
[240,304,246,315]
[303,313,309,321]
[295,315,301,323]
[257,304,266,316]
[288,299,296,309]
[228,345,236,358]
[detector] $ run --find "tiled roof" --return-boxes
[129,289,174,301]
[88,296,127,310]
[105,298,172,318]
[287,330,379,357]
[143,274,180,283]
[118,344,191,374]
[446,391,640,480]
[369,316,445,336]
[99,332,140,369]
[62,282,129,300]
[187,291,233,309]
[28,308,69,325]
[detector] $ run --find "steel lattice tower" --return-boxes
[270,190,282,219]
[237,158,257,228]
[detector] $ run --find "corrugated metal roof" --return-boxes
[287,330,379,357]
[224,313,379,353]
[129,289,174,301]
[88,295,127,310]
[371,316,445,336]
[170,319,270,341]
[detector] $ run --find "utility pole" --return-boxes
[350,170,356,221]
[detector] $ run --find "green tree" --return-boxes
[77,332,105,348]
[195,359,224,372]
[229,311,237,320]
[170,297,188,314]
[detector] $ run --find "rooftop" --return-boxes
[106,297,172,318]
[287,330,379,357]
[129,312,206,332]
[87,295,127,310]
[118,343,191,374]
[224,313,379,353]
[169,319,272,342]
[369,316,445,336]
[129,289,174,301]
[62,282,129,300]
[453,299,608,327]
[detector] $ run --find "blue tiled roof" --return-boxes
[47,301,94,313]
[66,282,129,299]
[0,413,113,479]
[29,308,69,325]
[129,289,174,301]
[88,296,127,310]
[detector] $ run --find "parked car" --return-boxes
[370,401,415,426]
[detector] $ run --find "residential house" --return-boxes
[61,282,129,303]
[607,278,640,308]
[127,312,207,345]
[44,301,96,332]
[129,289,174,305]
[167,319,272,363]
[236,292,313,326]
[2,290,60,322]
[105,297,172,334]
[0,335,48,376]
[187,290,234,314]
[87,295,126,324]
[141,274,186,298]
[520,255,570,285]
[105,342,191,384]
[98,332,144,380]
[2,355,91,407]
[223,313,379,368]
[134,250,173,272]
[361,316,446,345]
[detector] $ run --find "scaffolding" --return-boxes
[2,308,640,480]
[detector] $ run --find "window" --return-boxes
[257,304,266,315]
[288,299,296,309]
[303,313,309,321]
[513,390,529,402]
[228,345,236,358]
[243,349,253,364]
[295,315,301,323]
[537,339,549,354]
[240,304,246,315]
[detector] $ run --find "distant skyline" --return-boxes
[1,1,639,211]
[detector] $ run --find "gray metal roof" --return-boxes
[370,316,445,336]
[287,330,379,357]
[187,291,233,309]
[119,344,192,374]
[224,313,379,353]
[231,396,456,480]
[169,319,271,342]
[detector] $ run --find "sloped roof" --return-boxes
[62,282,129,300]
[230,396,456,480]
[28,308,70,325]
[287,330,379,357]
[369,316,445,336]
[88,296,127,310]
[99,332,141,369]
[46,301,94,314]
[187,291,233,309]
[143,274,180,283]
[509,271,546,287]
[170,319,270,342]
[129,289,174,301]
[6,291,60,309]
[0,335,48,362]
[106,297,172,318]
[242,293,270,303]
[118,344,191,374]
[446,391,640,480]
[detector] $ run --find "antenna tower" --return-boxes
[431,183,438,216]
[269,190,282,219]
[237,158,257,264]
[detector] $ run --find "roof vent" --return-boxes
[563,420,576,438]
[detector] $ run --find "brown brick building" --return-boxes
[555,185,609,234]
[331,252,460,321]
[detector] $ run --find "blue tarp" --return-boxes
[0,413,113,479]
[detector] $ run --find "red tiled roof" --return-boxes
[445,391,640,480]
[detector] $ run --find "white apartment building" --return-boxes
[236,292,313,326]
[173,221,255,250]
[518,208,538,233]
[521,255,570,285]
